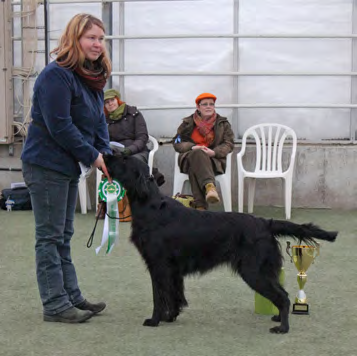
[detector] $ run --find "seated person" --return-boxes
[104,88,149,162]
[96,88,149,218]
[172,92,234,211]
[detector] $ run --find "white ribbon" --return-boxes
[95,191,119,255]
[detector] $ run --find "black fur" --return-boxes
[104,153,338,334]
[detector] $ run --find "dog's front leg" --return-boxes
[143,272,162,327]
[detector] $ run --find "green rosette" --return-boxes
[98,178,125,203]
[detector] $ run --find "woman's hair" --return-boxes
[50,13,112,76]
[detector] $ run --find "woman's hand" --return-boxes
[93,153,112,182]
[192,145,215,157]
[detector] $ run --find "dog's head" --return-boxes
[103,152,151,201]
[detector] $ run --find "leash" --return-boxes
[87,201,132,248]
[87,173,155,249]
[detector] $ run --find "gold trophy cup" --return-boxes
[286,242,320,315]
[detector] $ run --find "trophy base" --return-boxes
[292,303,309,315]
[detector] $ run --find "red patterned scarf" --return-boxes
[75,60,107,91]
[193,110,216,146]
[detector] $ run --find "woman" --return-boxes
[21,14,112,323]
[95,88,149,218]
[104,88,149,162]
[173,93,234,210]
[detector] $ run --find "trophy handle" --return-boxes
[286,241,293,262]
[312,242,320,263]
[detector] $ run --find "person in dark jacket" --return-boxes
[173,93,234,210]
[95,88,150,219]
[104,88,149,162]
[21,14,112,324]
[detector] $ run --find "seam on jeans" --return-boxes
[43,169,53,303]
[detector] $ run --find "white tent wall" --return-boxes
[0,0,356,210]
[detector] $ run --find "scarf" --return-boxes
[108,102,126,121]
[193,110,216,146]
[75,60,107,91]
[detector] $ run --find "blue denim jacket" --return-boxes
[21,61,111,177]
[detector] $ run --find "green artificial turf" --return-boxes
[0,207,356,356]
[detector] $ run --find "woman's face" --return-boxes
[105,97,119,113]
[197,98,215,118]
[79,25,105,62]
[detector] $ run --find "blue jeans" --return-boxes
[22,162,84,315]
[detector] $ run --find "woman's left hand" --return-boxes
[202,147,215,157]
[192,145,215,157]
[93,153,112,182]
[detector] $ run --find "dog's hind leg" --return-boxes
[271,284,288,323]
[253,279,289,333]
[238,263,290,334]
[264,283,290,334]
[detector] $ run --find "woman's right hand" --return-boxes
[93,153,112,182]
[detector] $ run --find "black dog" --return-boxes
[104,153,337,334]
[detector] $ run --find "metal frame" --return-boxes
[0,0,14,145]
[5,0,357,143]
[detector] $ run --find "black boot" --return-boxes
[43,307,93,323]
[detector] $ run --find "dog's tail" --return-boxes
[269,219,338,245]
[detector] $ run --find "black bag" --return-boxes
[0,187,32,211]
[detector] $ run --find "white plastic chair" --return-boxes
[172,151,233,212]
[95,134,159,209]
[237,123,297,220]
[78,165,93,215]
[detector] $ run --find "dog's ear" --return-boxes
[159,197,167,209]
[103,152,114,168]
[103,152,113,160]
[103,151,127,179]
[133,171,150,201]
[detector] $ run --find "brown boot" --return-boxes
[95,202,106,219]
[205,183,220,204]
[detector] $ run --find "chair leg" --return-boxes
[284,177,292,220]
[247,178,256,214]
[173,175,187,196]
[217,179,232,212]
[86,182,91,211]
[96,168,102,208]
[238,176,244,213]
[78,178,87,214]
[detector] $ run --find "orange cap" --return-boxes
[195,93,217,105]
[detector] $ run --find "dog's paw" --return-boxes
[163,315,177,323]
[143,318,159,327]
[271,315,281,322]
[269,325,289,334]
[161,310,178,322]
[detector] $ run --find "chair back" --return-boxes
[239,123,297,174]
[148,135,159,175]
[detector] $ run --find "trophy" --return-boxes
[286,242,320,315]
